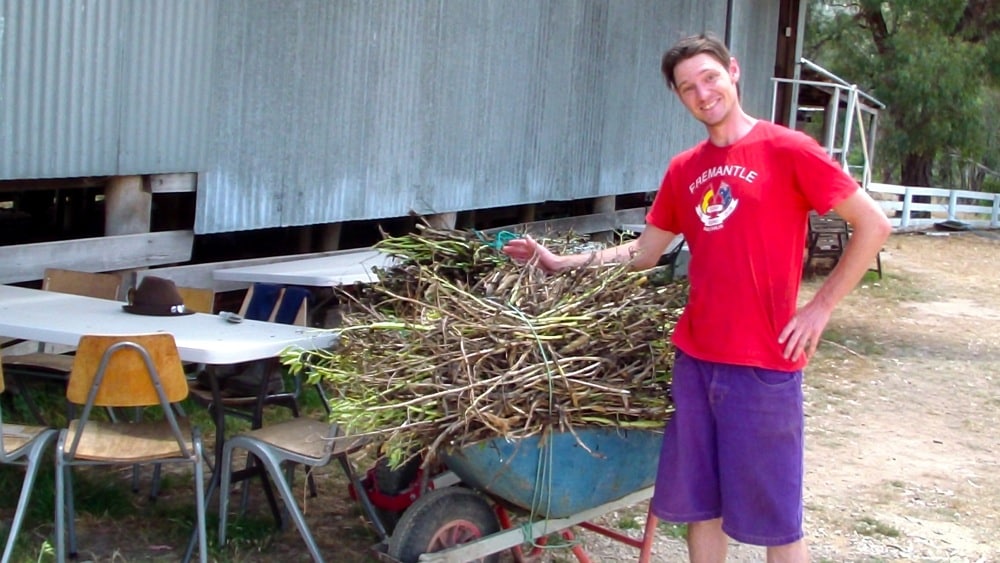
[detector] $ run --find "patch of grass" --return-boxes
[657,521,688,540]
[1,380,71,427]
[71,468,148,519]
[819,326,884,357]
[853,515,900,538]
[213,512,277,553]
[0,455,57,524]
[859,270,882,284]
[0,463,192,562]
[860,271,932,303]
[614,514,641,530]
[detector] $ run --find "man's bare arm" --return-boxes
[502,225,678,273]
[779,188,892,361]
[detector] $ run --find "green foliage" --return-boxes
[806,0,999,186]
[982,175,1000,194]
[657,520,688,540]
[615,515,641,530]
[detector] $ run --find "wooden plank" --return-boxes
[0,230,194,284]
[149,173,197,193]
[868,182,906,195]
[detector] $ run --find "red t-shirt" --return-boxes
[646,121,858,370]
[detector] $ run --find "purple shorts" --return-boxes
[649,350,805,546]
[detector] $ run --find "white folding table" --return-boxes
[212,248,395,327]
[0,284,338,365]
[212,248,394,287]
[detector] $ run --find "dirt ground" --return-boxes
[16,229,1000,562]
[797,229,1000,563]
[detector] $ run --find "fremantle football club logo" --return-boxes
[696,181,738,230]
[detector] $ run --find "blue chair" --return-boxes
[190,283,314,426]
[241,282,284,322]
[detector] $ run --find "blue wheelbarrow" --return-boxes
[372,426,664,563]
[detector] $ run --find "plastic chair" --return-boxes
[54,334,208,563]
[0,358,58,563]
[217,418,385,562]
[187,284,318,516]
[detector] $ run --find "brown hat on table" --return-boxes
[122,276,194,316]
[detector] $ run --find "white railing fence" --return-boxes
[868,183,1000,230]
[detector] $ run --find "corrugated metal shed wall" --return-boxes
[1,1,784,236]
[730,0,781,119]
[199,0,738,234]
[0,0,212,178]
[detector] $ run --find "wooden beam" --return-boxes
[148,173,197,193]
[0,177,108,193]
[0,230,194,284]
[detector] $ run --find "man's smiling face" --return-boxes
[673,53,741,128]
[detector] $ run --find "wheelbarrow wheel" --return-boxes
[387,487,501,563]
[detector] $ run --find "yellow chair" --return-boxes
[54,334,208,563]
[177,286,216,314]
[41,268,122,300]
[0,358,58,562]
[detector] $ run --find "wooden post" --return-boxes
[104,176,151,236]
[318,223,342,251]
[592,196,616,244]
[518,204,537,225]
[296,226,312,253]
[900,188,912,229]
[425,212,457,230]
[947,190,958,221]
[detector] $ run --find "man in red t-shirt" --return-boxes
[504,32,891,562]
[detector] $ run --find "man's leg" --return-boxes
[687,518,727,563]
[766,538,809,563]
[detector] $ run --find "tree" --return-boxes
[805,0,1000,188]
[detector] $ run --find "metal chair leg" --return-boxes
[2,428,57,563]
[219,436,326,563]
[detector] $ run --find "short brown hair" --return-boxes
[660,32,732,90]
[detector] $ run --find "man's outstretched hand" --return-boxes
[501,236,564,273]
